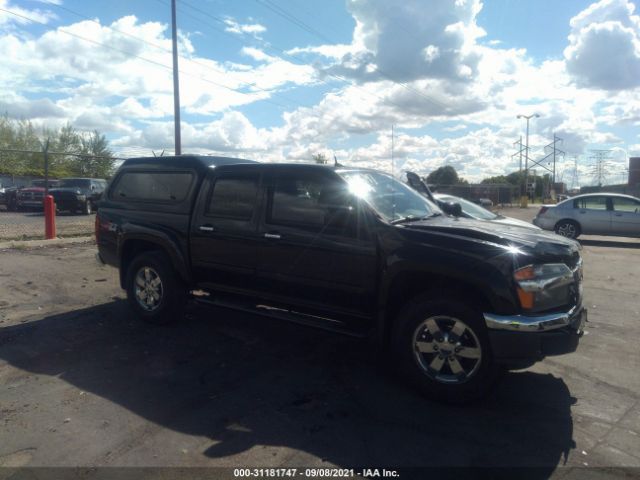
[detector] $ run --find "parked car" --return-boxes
[49,178,107,215]
[476,198,493,207]
[434,193,541,231]
[97,156,586,403]
[15,179,60,211]
[533,193,640,239]
[405,173,539,231]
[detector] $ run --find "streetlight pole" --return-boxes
[517,113,539,201]
[171,0,182,155]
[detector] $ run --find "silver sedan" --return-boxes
[533,193,640,239]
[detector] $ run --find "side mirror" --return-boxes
[441,201,463,217]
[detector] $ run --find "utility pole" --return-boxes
[517,114,540,202]
[391,125,394,177]
[518,136,523,173]
[171,0,182,155]
[43,138,50,196]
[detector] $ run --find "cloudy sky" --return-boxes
[1,0,639,186]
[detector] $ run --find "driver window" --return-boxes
[268,173,354,233]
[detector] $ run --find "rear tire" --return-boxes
[391,293,499,404]
[125,251,187,325]
[554,219,580,239]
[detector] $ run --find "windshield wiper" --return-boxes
[390,213,441,225]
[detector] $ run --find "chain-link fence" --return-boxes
[0,148,126,241]
[429,183,520,207]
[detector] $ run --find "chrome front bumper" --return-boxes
[483,305,586,333]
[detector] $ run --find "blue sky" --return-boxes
[1,0,640,186]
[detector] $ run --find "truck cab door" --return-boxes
[190,167,263,294]
[255,167,377,324]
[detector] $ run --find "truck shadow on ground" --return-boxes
[0,301,576,475]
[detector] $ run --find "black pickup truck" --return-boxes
[50,177,107,214]
[96,155,586,402]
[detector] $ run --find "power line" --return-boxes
[252,0,451,113]
[44,1,306,110]
[174,0,427,113]
[0,7,296,111]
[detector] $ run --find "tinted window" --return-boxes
[207,176,258,220]
[574,196,607,210]
[112,172,193,202]
[612,197,640,212]
[268,173,348,227]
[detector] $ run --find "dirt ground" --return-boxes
[0,210,639,477]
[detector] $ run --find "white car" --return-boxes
[434,194,541,231]
[533,193,640,239]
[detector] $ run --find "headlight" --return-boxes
[514,263,575,312]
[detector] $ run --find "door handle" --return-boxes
[264,232,281,239]
[199,225,215,232]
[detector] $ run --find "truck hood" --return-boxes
[403,215,581,265]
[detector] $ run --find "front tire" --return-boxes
[392,294,499,403]
[554,219,580,239]
[125,251,187,325]
[82,200,92,215]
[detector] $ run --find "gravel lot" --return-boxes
[0,207,639,477]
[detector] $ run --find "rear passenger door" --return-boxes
[611,196,640,236]
[255,167,377,322]
[190,167,263,293]
[574,196,611,235]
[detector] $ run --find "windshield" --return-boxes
[438,195,498,220]
[339,171,440,223]
[59,179,90,188]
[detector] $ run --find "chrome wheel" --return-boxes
[134,266,163,311]
[556,222,577,238]
[412,316,482,384]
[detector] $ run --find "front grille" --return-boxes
[19,192,43,200]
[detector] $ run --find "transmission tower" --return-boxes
[567,156,580,191]
[588,150,612,187]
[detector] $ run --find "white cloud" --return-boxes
[0,94,66,119]
[0,0,57,26]
[322,0,485,83]
[223,18,266,37]
[564,0,640,90]
[0,15,314,129]
[443,124,468,132]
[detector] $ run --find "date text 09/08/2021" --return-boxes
[233,468,400,478]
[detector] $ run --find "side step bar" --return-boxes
[192,294,367,338]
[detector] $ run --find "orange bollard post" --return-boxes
[44,195,56,239]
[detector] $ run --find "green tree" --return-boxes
[0,118,115,178]
[427,165,460,185]
[312,153,328,164]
